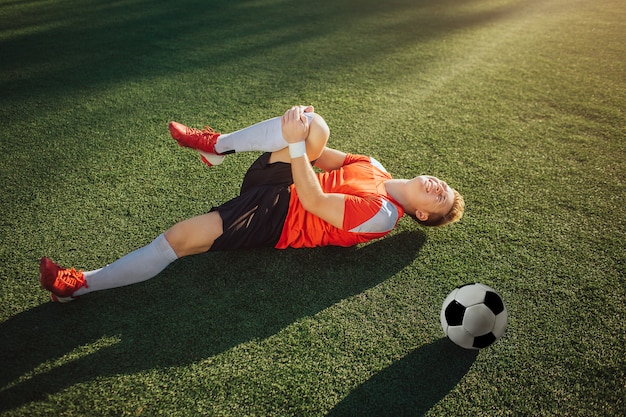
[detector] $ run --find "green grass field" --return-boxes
[1,0,624,415]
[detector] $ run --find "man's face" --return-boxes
[409,175,455,221]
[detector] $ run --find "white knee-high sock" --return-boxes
[214,113,314,154]
[73,234,179,296]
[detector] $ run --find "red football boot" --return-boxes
[39,257,88,303]
[168,121,222,154]
[168,122,225,166]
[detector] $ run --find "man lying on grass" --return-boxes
[40,106,465,302]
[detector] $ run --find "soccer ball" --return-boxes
[440,283,508,350]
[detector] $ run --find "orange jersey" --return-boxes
[275,154,404,249]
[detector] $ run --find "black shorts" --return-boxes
[209,153,293,251]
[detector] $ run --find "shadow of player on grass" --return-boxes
[0,230,454,412]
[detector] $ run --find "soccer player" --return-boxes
[40,106,465,302]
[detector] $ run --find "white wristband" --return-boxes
[288,141,307,159]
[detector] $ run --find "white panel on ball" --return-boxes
[454,284,487,307]
[446,326,475,350]
[463,304,496,336]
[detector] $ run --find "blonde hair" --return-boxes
[417,189,465,227]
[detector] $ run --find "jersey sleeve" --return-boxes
[342,195,400,234]
[341,153,373,167]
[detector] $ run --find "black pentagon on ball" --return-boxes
[473,332,497,349]
[444,300,466,326]
[484,291,505,315]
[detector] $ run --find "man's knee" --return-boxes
[307,113,330,160]
[164,212,224,257]
[269,112,330,164]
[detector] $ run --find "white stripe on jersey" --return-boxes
[369,157,387,173]
[349,198,399,234]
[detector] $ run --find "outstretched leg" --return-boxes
[41,212,224,302]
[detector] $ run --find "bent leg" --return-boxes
[214,116,286,154]
[269,113,330,164]
[213,106,328,159]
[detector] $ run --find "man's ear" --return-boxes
[415,209,429,221]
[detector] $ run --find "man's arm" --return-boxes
[290,157,346,228]
[281,107,346,229]
[314,147,348,172]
